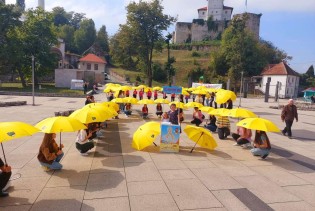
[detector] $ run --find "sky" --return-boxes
[6,0,315,73]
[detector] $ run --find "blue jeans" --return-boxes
[251,148,270,157]
[40,152,64,170]
[204,124,217,132]
[124,110,132,115]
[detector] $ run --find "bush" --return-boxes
[191,51,201,57]
[152,63,167,82]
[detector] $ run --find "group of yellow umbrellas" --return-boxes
[0,101,120,165]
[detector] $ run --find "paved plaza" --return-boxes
[0,91,315,211]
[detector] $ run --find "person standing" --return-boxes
[83,81,88,94]
[147,89,152,100]
[281,99,298,138]
[37,133,64,171]
[139,89,144,100]
[0,158,11,197]
[153,90,158,100]
[133,89,137,98]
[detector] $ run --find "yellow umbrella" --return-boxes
[132,122,161,150]
[136,85,147,90]
[153,86,162,91]
[169,101,185,109]
[0,122,39,164]
[111,98,125,104]
[113,85,132,92]
[35,116,87,147]
[208,108,230,116]
[236,117,280,132]
[185,102,203,108]
[199,106,215,113]
[216,90,237,104]
[192,89,208,95]
[182,89,190,95]
[154,98,170,104]
[123,97,138,104]
[137,99,155,105]
[101,102,119,111]
[69,107,110,124]
[83,103,118,117]
[224,108,257,118]
[184,125,217,153]
[188,87,196,92]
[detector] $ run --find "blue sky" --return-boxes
[6,0,315,73]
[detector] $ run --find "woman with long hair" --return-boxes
[251,130,271,159]
[37,133,64,171]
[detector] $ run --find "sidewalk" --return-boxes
[0,93,315,210]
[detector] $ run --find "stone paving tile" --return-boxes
[183,160,216,169]
[125,162,162,182]
[160,169,196,180]
[30,186,85,211]
[165,179,223,210]
[84,172,128,200]
[151,154,187,170]
[0,205,32,211]
[192,168,243,190]
[82,197,130,211]
[252,166,311,186]
[46,170,90,187]
[284,185,315,207]
[295,172,315,185]
[123,151,152,163]
[128,180,169,196]
[212,190,250,211]
[129,193,179,211]
[90,156,125,174]
[269,201,315,211]
[234,175,301,204]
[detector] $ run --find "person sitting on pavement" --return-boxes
[76,126,95,156]
[142,104,149,119]
[250,130,271,159]
[216,116,230,139]
[190,107,204,126]
[232,126,252,147]
[161,112,169,123]
[179,108,184,123]
[37,133,64,171]
[124,103,132,117]
[156,103,163,117]
[0,158,11,197]
[204,115,217,132]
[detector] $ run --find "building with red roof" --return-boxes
[79,53,106,71]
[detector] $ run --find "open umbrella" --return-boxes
[224,108,257,118]
[137,99,155,105]
[35,116,87,148]
[153,86,162,91]
[199,106,215,113]
[169,101,185,109]
[69,107,111,124]
[208,108,230,116]
[192,89,208,95]
[132,122,161,150]
[0,122,39,164]
[83,103,118,117]
[236,117,280,132]
[154,98,170,104]
[111,98,125,104]
[185,102,203,108]
[123,97,139,104]
[184,125,217,153]
[216,90,237,104]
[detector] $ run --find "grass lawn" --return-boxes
[0,83,83,95]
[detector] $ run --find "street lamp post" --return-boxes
[239,71,244,107]
[32,55,35,106]
[165,33,172,86]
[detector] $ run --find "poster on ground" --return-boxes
[160,123,180,153]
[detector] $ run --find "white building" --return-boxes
[258,62,300,99]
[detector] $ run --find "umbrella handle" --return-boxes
[153,142,157,147]
[190,132,203,153]
[1,143,7,165]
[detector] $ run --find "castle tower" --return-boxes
[207,0,224,21]
[38,0,45,10]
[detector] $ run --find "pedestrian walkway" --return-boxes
[0,93,315,210]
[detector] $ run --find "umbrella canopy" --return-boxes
[199,106,215,113]
[123,97,139,104]
[101,102,119,111]
[136,85,147,90]
[224,108,257,118]
[154,98,170,104]
[83,103,118,117]
[216,90,237,104]
[184,125,217,152]
[153,86,162,91]
[35,116,87,134]
[208,108,230,116]
[70,107,110,124]
[236,117,280,132]
[185,102,203,108]
[192,89,208,95]
[132,122,161,150]
[111,98,125,104]
[0,122,40,164]
[168,101,185,109]
[113,85,132,92]
[182,89,190,95]
[137,99,155,105]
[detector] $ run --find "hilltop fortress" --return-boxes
[174,0,261,43]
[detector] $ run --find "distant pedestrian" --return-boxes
[133,89,137,98]
[281,99,298,138]
[83,81,88,94]
[171,93,175,102]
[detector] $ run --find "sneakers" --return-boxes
[2,181,11,191]
[0,191,9,197]
[80,152,89,156]
[281,130,286,136]
[242,143,252,149]
[261,154,269,159]
[233,143,240,146]
[42,166,51,172]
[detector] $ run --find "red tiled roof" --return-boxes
[79,54,106,64]
[261,62,299,76]
[198,6,207,11]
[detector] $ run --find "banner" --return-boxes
[192,83,222,89]
[160,123,180,152]
[163,86,182,94]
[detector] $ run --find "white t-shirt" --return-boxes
[76,129,88,144]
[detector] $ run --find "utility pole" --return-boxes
[165,33,172,86]
[239,71,244,107]
[32,55,35,106]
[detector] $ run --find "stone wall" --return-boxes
[174,22,192,43]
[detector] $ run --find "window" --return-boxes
[94,64,98,70]
[87,63,91,70]
[202,12,205,15]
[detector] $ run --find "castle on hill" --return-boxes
[174,0,261,43]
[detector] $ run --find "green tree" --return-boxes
[305,65,314,78]
[70,12,86,30]
[58,24,76,53]
[74,18,96,54]
[94,25,109,56]
[51,6,72,26]
[123,0,176,86]
[259,39,291,64]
